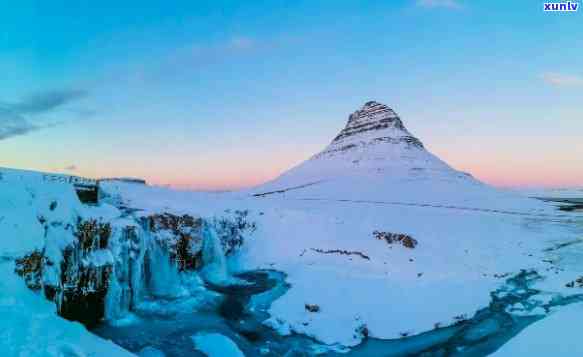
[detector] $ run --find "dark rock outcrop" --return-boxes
[315,101,425,159]
[146,213,204,271]
[373,231,418,249]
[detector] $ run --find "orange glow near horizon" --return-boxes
[2,144,581,191]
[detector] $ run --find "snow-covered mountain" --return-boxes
[255,101,465,192]
[252,101,540,212]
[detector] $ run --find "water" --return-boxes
[92,270,335,356]
[92,267,583,357]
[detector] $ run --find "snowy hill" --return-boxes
[254,101,466,191]
[265,101,455,176]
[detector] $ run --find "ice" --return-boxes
[139,346,166,356]
[0,261,133,356]
[200,223,230,285]
[191,332,245,357]
[146,237,188,299]
[492,302,583,356]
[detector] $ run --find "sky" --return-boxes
[1,0,582,189]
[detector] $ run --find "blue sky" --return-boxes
[1,0,582,188]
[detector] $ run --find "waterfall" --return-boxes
[200,223,229,285]
[88,215,240,324]
[145,238,187,299]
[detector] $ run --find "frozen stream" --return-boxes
[92,270,336,356]
[91,267,583,357]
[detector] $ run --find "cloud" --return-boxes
[0,87,90,141]
[0,108,38,140]
[541,73,583,87]
[417,0,462,9]
[63,164,78,171]
[11,88,88,115]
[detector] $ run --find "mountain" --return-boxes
[251,101,529,210]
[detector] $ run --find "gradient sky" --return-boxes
[1,0,582,189]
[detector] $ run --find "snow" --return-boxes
[0,181,45,258]
[518,187,583,200]
[0,261,133,356]
[492,302,583,356]
[0,168,133,356]
[190,332,244,357]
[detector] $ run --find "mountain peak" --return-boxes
[252,100,479,196]
[317,101,424,159]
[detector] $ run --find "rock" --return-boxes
[310,248,370,260]
[373,231,418,249]
[145,213,204,271]
[305,304,320,313]
[313,101,425,159]
[565,276,583,288]
[14,250,43,291]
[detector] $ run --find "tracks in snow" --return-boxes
[277,198,581,223]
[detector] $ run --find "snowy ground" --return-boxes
[517,187,583,199]
[0,169,131,356]
[2,167,582,355]
[0,262,132,356]
[492,302,583,356]
[101,179,583,349]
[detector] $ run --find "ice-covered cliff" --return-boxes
[0,168,256,354]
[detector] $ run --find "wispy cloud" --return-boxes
[416,0,462,9]
[146,35,264,81]
[63,164,78,171]
[0,108,39,140]
[541,72,583,87]
[0,88,89,140]
[11,88,88,115]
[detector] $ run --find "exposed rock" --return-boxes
[305,304,320,313]
[146,213,204,271]
[14,250,43,291]
[310,248,370,260]
[52,220,115,326]
[373,231,418,249]
[14,220,116,326]
[565,276,583,288]
[315,101,425,159]
[355,324,369,339]
[77,219,112,252]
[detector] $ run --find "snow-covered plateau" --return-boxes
[1,101,582,356]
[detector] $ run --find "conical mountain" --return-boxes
[253,101,482,195]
